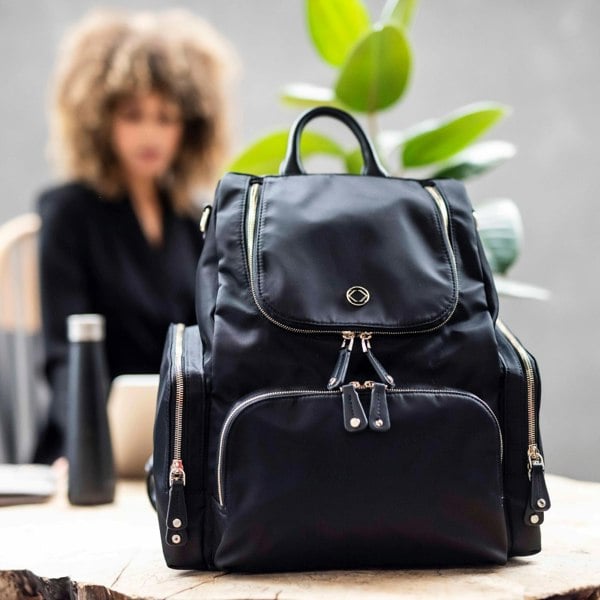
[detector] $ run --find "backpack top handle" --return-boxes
[279,106,389,177]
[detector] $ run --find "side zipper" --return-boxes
[497,318,551,525]
[166,323,188,546]
[245,181,458,337]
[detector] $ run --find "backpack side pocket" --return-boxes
[497,320,548,556]
[154,323,208,569]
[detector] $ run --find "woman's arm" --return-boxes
[34,186,93,463]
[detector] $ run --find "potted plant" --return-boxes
[228,0,548,299]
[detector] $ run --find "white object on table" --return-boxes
[107,374,159,479]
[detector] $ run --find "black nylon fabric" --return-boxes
[212,389,507,571]
[198,173,501,426]
[154,324,208,569]
[195,171,506,564]
[151,107,547,572]
[254,176,457,330]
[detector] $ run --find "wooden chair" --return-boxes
[0,213,49,463]
[0,213,158,472]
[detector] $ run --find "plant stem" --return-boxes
[366,112,393,174]
[367,112,379,143]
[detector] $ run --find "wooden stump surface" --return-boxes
[0,474,599,599]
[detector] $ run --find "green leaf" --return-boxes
[306,0,371,67]
[344,148,363,174]
[401,102,510,167]
[380,0,419,28]
[228,130,345,176]
[335,25,412,113]
[475,198,522,275]
[280,83,339,109]
[430,141,516,180]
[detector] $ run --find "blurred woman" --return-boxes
[34,8,239,463]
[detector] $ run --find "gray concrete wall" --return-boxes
[0,1,598,480]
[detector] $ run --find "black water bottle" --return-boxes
[66,314,115,505]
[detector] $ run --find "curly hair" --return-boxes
[46,8,240,214]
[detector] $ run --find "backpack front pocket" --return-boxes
[211,386,507,572]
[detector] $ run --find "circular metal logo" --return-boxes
[346,286,370,307]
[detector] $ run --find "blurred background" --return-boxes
[0,0,597,480]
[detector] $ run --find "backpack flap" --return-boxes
[247,174,458,335]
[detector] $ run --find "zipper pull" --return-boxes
[368,381,391,432]
[360,333,396,386]
[166,459,188,546]
[524,446,550,526]
[327,331,355,390]
[341,382,368,432]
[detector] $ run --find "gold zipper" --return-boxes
[169,323,186,486]
[246,182,323,334]
[425,184,449,231]
[199,205,212,235]
[165,323,189,546]
[496,318,544,474]
[246,183,260,273]
[245,182,458,336]
[350,380,375,389]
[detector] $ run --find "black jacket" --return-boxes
[34,180,203,463]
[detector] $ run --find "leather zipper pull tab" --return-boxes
[360,333,395,386]
[166,460,188,546]
[327,332,355,390]
[524,448,550,526]
[341,383,368,432]
[529,459,551,512]
[368,382,390,432]
[528,447,550,509]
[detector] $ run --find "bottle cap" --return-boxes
[67,314,105,342]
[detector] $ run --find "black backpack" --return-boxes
[151,106,550,572]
